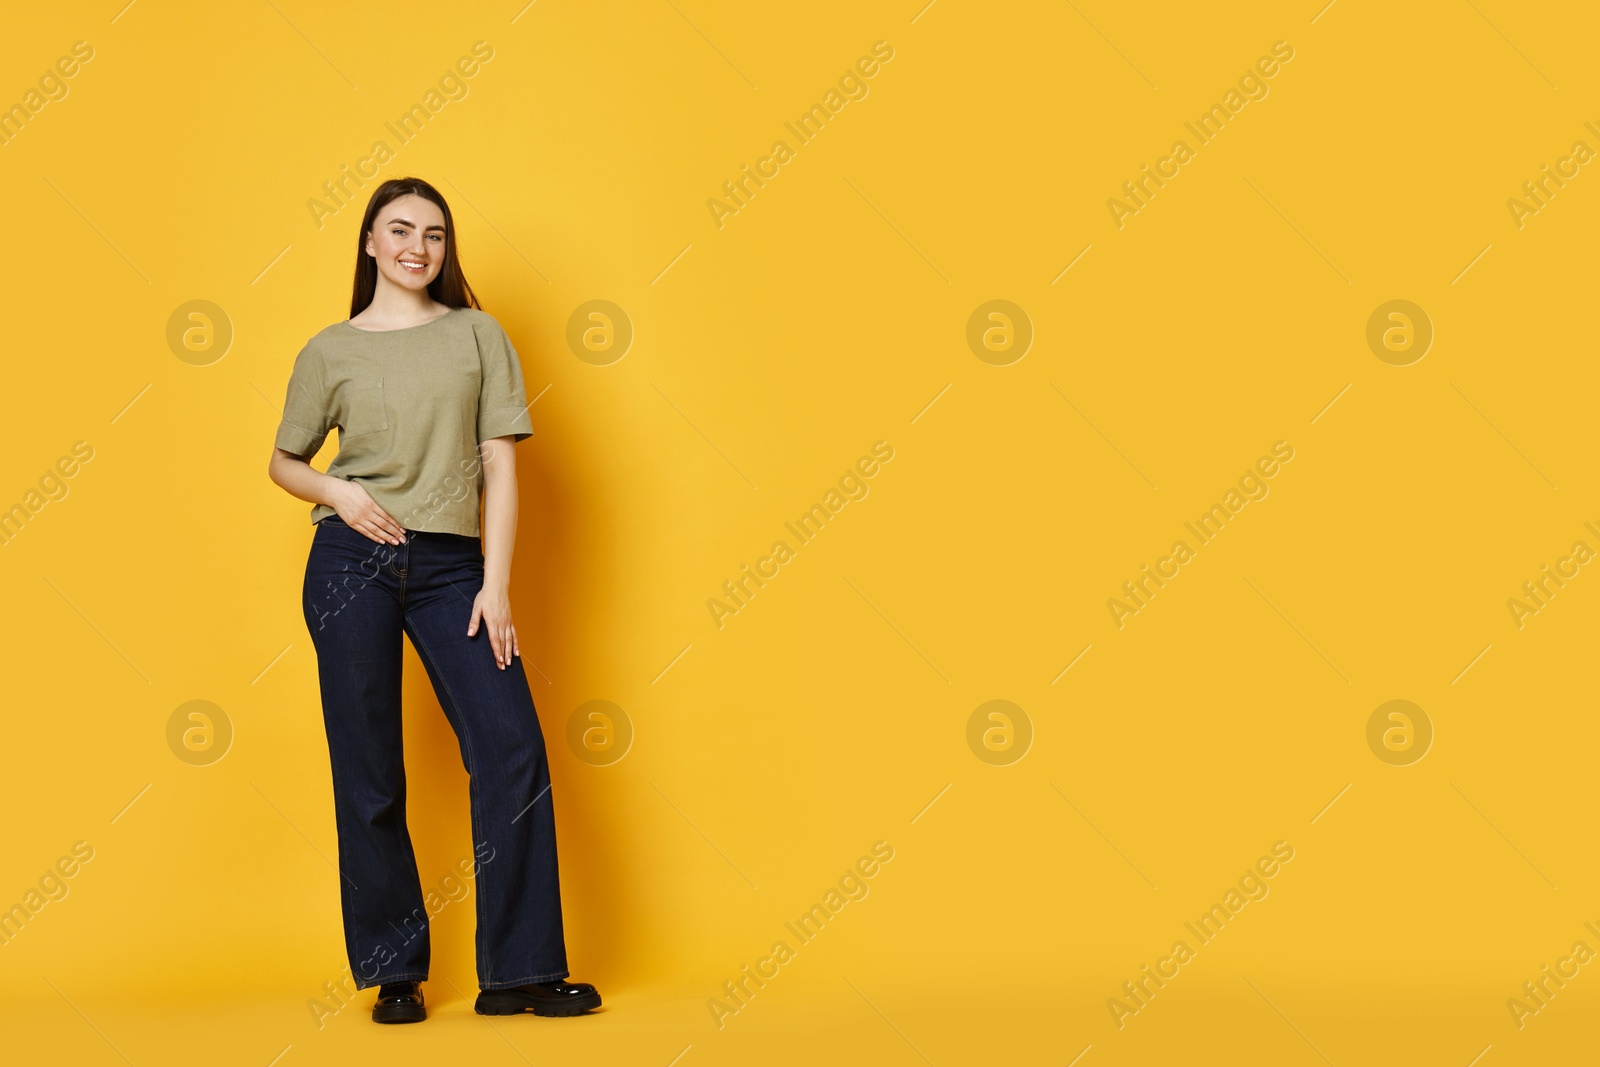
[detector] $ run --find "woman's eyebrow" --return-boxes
[384,216,445,232]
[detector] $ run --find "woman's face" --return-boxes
[364,193,447,293]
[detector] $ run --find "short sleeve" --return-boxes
[475,316,535,443]
[274,341,332,457]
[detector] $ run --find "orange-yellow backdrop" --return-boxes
[2,1,1597,1064]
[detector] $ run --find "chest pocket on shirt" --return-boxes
[338,376,389,439]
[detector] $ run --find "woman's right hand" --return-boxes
[329,481,407,545]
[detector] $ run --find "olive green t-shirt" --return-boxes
[274,305,534,537]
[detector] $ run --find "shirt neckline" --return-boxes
[341,306,459,334]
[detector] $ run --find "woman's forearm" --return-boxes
[268,449,344,509]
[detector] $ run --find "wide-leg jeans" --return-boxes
[300,514,568,991]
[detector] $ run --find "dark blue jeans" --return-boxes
[300,514,568,991]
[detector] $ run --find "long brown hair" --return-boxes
[350,177,481,317]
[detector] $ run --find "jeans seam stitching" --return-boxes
[406,621,491,985]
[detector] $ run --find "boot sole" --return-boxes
[371,1002,426,1024]
[475,989,602,1016]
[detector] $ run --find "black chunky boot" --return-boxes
[371,980,426,1024]
[475,979,601,1017]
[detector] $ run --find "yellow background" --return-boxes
[1,1,1595,1063]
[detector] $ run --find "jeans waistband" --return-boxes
[317,514,481,547]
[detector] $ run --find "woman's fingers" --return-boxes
[489,625,515,668]
[357,517,396,544]
[353,509,405,544]
[374,516,403,544]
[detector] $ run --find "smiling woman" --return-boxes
[267,176,602,1025]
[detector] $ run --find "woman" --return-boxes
[267,177,600,1025]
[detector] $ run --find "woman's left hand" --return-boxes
[468,584,520,670]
